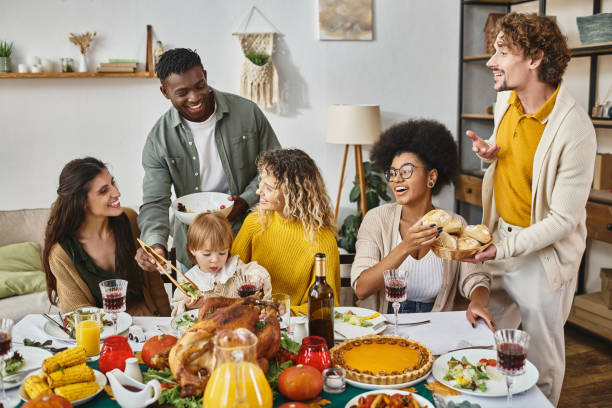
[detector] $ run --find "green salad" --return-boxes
[334,310,374,327]
[179,282,201,300]
[4,351,25,374]
[443,356,491,392]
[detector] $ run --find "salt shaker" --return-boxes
[322,367,346,393]
[123,357,143,383]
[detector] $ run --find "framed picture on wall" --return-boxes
[318,0,373,41]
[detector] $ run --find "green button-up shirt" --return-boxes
[138,88,280,267]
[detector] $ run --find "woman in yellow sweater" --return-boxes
[232,148,340,314]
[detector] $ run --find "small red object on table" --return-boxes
[297,336,332,372]
[98,335,134,373]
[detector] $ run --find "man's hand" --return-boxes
[135,244,165,272]
[462,244,497,263]
[227,195,249,221]
[466,300,496,331]
[467,130,500,160]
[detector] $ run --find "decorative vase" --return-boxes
[77,53,88,72]
[0,57,11,73]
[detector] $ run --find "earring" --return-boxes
[427,180,435,188]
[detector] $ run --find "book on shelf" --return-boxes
[108,59,139,63]
[99,62,138,68]
[97,66,137,73]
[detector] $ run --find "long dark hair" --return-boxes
[43,157,142,305]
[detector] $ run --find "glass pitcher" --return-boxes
[203,328,273,408]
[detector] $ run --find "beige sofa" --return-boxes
[0,208,59,322]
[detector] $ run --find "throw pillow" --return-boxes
[0,241,43,272]
[0,270,47,299]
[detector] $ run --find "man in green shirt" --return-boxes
[136,48,280,269]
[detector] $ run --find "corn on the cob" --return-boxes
[54,381,99,401]
[42,346,86,373]
[46,363,94,388]
[24,375,52,399]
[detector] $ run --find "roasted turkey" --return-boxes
[168,296,281,397]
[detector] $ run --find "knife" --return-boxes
[42,313,72,336]
[372,319,431,331]
[434,345,494,357]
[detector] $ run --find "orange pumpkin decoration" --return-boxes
[141,334,178,368]
[23,394,73,408]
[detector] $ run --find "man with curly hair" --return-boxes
[135,48,280,271]
[464,13,596,405]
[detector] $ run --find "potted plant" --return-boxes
[338,161,391,253]
[0,41,14,73]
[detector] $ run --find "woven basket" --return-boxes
[432,241,492,261]
[577,13,612,44]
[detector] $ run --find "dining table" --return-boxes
[8,311,553,407]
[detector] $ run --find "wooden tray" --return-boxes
[432,241,492,260]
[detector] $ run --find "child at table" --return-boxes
[170,212,271,316]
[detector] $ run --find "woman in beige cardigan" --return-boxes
[351,120,493,328]
[43,157,170,316]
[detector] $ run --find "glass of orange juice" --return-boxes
[74,308,101,361]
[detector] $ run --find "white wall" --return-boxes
[0,0,460,221]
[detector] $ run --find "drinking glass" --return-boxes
[383,269,408,335]
[99,279,128,335]
[296,336,332,372]
[236,274,263,298]
[272,293,291,331]
[494,329,530,407]
[0,318,19,408]
[74,308,101,361]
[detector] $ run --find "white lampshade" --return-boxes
[326,104,381,145]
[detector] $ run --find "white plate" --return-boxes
[3,346,52,389]
[43,311,132,342]
[345,366,432,390]
[345,389,434,408]
[334,306,386,340]
[170,309,199,335]
[171,192,234,225]
[432,349,539,397]
[19,369,107,405]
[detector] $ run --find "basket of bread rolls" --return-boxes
[424,209,493,261]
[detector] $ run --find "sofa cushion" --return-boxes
[0,241,43,272]
[0,270,47,299]
[0,208,50,249]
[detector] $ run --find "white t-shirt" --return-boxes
[395,231,443,303]
[182,105,230,194]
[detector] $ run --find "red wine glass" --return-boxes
[494,329,530,407]
[236,274,263,298]
[0,318,19,408]
[382,269,408,336]
[99,279,128,335]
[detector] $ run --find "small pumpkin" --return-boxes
[23,394,73,408]
[277,402,309,408]
[278,364,323,401]
[141,334,178,368]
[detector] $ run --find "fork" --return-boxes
[372,319,431,331]
[42,313,71,336]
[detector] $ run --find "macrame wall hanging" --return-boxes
[233,7,279,109]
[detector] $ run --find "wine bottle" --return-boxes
[308,253,335,349]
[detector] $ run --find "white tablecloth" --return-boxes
[8,312,553,407]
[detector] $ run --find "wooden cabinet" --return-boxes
[586,199,612,244]
[455,173,483,207]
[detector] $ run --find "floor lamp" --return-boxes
[326,105,382,221]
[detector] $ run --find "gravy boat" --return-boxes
[106,368,161,408]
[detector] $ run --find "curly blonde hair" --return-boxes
[497,12,570,87]
[255,148,337,243]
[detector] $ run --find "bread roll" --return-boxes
[463,224,492,244]
[443,219,462,234]
[457,236,480,250]
[437,232,457,249]
[422,209,451,228]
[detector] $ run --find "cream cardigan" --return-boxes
[479,82,597,290]
[350,203,489,313]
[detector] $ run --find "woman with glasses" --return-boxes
[351,120,493,324]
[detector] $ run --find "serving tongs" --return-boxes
[136,239,200,298]
[42,313,71,336]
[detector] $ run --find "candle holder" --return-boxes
[322,367,346,393]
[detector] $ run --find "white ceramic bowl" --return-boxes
[172,192,234,225]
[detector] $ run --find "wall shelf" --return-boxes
[0,72,155,79]
[461,113,612,128]
[463,41,612,62]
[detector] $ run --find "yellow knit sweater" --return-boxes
[231,212,340,315]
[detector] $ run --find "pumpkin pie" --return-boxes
[330,335,433,385]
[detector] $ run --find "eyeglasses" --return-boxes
[384,163,420,181]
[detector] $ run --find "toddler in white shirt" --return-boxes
[171,212,271,316]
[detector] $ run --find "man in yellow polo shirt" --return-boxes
[463,13,596,406]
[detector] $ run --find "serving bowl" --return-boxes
[171,192,233,225]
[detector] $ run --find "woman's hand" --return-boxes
[466,286,496,331]
[135,244,165,272]
[398,221,440,253]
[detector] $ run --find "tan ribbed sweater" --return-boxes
[351,203,489,313]
[478,82,597,290]
[232,212,340,315]
[48,208,171,316]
